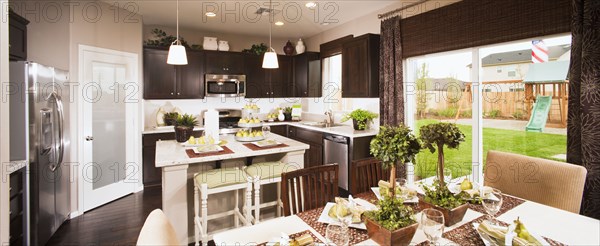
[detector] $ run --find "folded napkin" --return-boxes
[476,221,542,246]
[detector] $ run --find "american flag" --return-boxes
[531,40,548,63]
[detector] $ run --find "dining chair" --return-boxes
[193,167,253,246]
[350,157,389,195]
[281,163,339,216]
[136,209,180,246]
[484,150,587,213]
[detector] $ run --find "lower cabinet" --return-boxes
[270,125,287,137]
[10,167,26,246]
[287,126,323,168]
[142,131,203,187]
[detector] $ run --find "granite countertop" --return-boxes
[155,133,310,168]
[143,121,378,138]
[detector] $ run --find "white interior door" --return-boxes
[79,45,139,212]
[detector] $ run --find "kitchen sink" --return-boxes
[300,122,345,128]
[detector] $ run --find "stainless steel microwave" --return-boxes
[205,74,246,97]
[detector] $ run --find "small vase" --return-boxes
[203,37,218,50]
[218,40,230,51]
[353,119,368,130]
[295,38,305,54]
[175,126,194,142]
[156,107,166,126]
[283,40,294,56]
[278,110,285,121]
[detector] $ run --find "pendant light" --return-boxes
[262,0,279,69]
[167,0,188,65]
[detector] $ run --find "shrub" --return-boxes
[437,107,458,118]
[487,109,501,118]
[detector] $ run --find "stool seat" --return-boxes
[245,161,290,180]
[194,167,249,189]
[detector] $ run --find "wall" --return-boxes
[1,0,10,243]
[144,24,293,54]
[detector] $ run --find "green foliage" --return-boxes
[163,112,179,120]
[460,110,472,118]
[436,107,458,118]
[283,107,293,114]
[512,110,524,119]
[242,43,269,55]
[341,109,379,130]
[419,123,465,154]
[416,63,429,118]
[365,196,416,231]
[175,114,198,128]
[487,109,502,118]
[422,180,465,209]
[370,126,422,170]
[144,28,201,49]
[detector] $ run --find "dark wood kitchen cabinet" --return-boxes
[143,47,205,99]
[293,52,321,97]
[268,55,293,98]
[342,34,380,98]
[205,51,244,74]
[9,10,29,61]
[10,167,26,246]
[287,126,323,168]
[142,131,203,187]
[244,54,293,98]
[270,125,287,136]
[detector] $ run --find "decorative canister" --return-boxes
[277,110,285,121]
[295,38,306,54]
[218,40,230,51]
[203,37,218,50]
[283,40,295,55]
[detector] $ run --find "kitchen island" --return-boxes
[155,133,309,244]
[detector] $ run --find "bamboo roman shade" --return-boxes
[400,0,572,58]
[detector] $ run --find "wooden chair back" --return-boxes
[350,158,389,195]
[281,164,339,216]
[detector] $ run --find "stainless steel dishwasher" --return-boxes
[323,134,349,190]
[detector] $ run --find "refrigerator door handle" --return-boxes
[48,91,65,168]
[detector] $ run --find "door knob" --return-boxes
[86,136,94,141]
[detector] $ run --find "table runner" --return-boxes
[243,143,289,151]
[185,146,234,158]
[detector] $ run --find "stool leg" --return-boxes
[194,186,200,246]
[276,182,282,217]
[254,179,261,224]
[245,181,252,226]
[234,189,240,228]
[201,184,209,246]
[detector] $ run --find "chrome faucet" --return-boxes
[324,110,334,126]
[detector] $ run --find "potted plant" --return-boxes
[341,109,378,130]
[175,114,198,143]
[363,196,418,246]
[283,107,293,121]
[370,126,421,197]
[418,122,467,226]
[163,112,179,126]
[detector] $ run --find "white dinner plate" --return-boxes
[317,203,366,230]
[371,187,419,203]
[253,139,281,148]
[473,223,547,246]
[192,145,224,154]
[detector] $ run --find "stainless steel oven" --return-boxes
[205,74,246,97]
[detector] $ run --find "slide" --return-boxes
[525,95,552,132]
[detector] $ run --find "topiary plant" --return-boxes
[419,122,465,187]
[370,125,421,196]
[364,196,416,231]
[175,113,198,128]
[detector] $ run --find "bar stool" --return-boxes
[193,167,252,246]
[244,161,297,224]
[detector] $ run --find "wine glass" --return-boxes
[262,125,271,139]
[421,208,445,245]
[325,224,349,246]
[395,178,409,199]
[443,167,453,184]
[481,188,503,225]
[335,199,351,228]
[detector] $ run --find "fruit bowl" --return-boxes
[238,122,263,128]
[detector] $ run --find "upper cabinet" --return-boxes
[9,10,29,61]
[342,34,380,98]
[293,52,321,98]
[205,51,244,74]
[143,47,205,99]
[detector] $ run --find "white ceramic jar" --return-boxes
[218,40,230,51]
[203,37,218,50]
[295,38,306,54]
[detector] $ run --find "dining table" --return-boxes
[212,190,600,245]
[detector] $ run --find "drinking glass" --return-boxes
[325,224,349,246]
[443,167,453,184]
[481,188,503,225]
[335,199,351,228]
[261,125,271,139]
[395,178,409,199]
[421,208,445,245]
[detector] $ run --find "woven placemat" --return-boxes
[256,230,323,246]
[243,143,289,151]
[468,194,526,216]
[296,207,369,245]
[185,146,234,158]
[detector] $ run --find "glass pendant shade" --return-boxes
[167,42,188,65]
[262,48,279,69]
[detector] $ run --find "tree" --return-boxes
[419,122,465,187]
[416,63,429,119]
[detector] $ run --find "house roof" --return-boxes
[467,45,571,67]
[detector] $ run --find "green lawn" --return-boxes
[413,119,567,179]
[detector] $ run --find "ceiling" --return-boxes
[106,1,398,38]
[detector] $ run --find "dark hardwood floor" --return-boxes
[47,186,163,246]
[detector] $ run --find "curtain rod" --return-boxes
[378,0,430,19]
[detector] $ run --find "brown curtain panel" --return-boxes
[567,0,600,219]
[379,16,404,127]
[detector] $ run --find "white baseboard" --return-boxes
[69,211,81,219]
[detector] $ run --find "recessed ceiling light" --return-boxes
[305,2,317,9]
[321,22,329,26]
[275,21,284,26]
[205,12,216,17]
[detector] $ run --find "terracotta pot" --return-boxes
[283,40,295,55]
[175,126,194,142]
[364,217,418,246]
[353,119,368,130]
[418,198,469,226]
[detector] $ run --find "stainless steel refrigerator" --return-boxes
[10,61,71,246]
